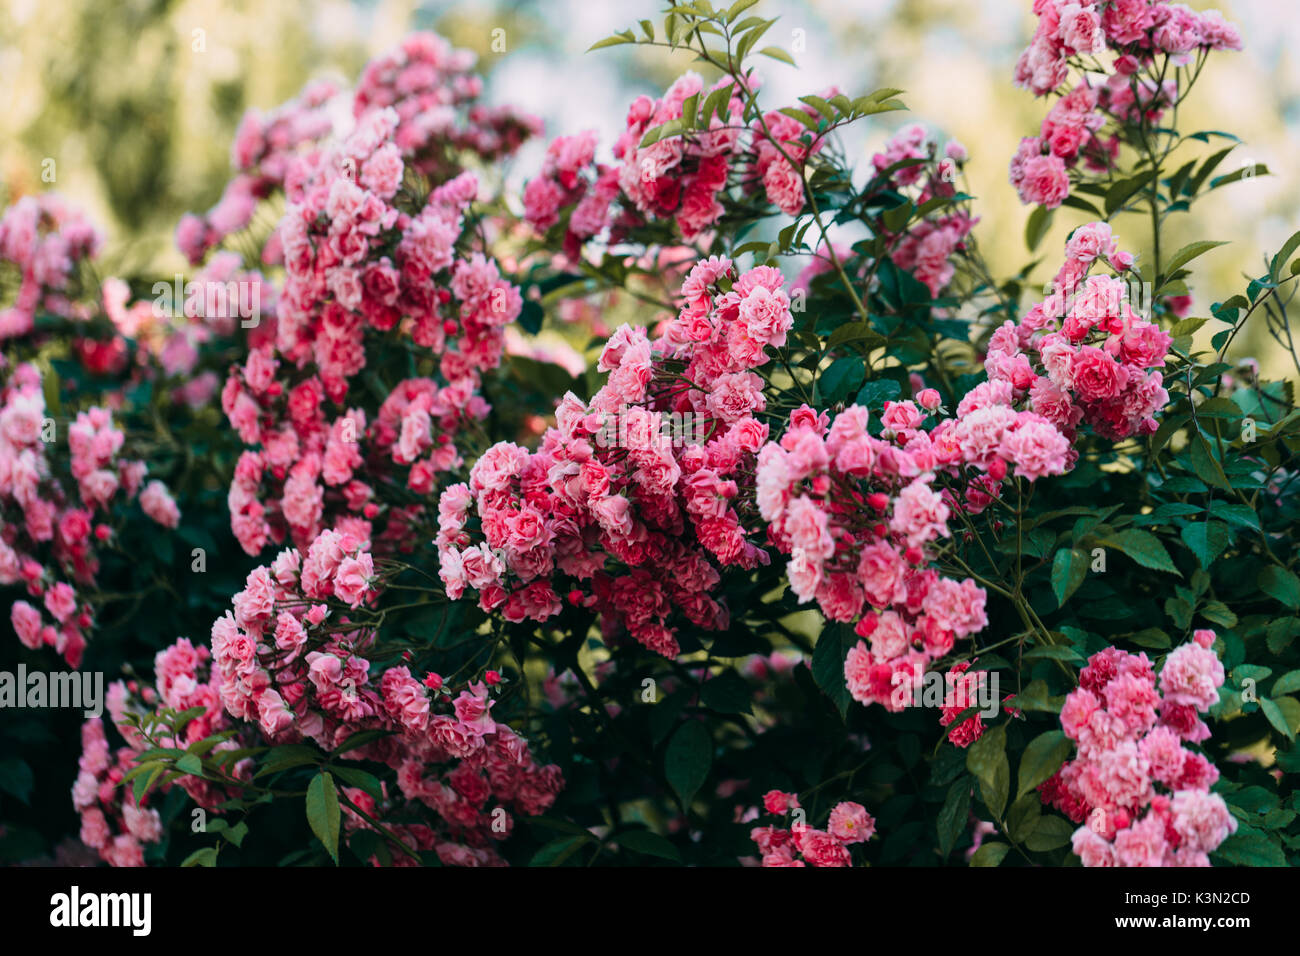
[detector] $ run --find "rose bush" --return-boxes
[3,0,1300,869]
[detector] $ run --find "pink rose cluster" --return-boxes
[755,402,990,711]
[178,31,537,267]
[522,129,622,257]
[746,91,837,216]
[750,790,876,866]
[523,72,833,249]
[614,72,750,242]
[937,659,1017,748]
[2,366,179,665]
[871,124,977,295]
[1016,1,1241,98]
[178,81,339,266]
[274,109,519,400]
[222,347,477,557]
[353,32,540,179]
[221,111,518,555]
[202,532,562,864]
[1040,630,1237,866]
[1011,2,1241,208]
[437,257,794,658]
[73,637,284,866]
[987,222,1171,440]
[0,193,102,340]
[71,718,165,867]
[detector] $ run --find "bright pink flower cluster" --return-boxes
[274,112,519,398]
[1016,1,1241,98]
[178,81,339,265]
[71,718,164,867]
[870,124,976,296]
[1011,2,1241,208]
[353,32,540,179]
[746,93,835,216]
[437,257,792,657]
[614,73,749,241]
[755,403,990,710]
[1041,630,1236,866]
[522,129,622,257]
[523,73,833,248]
[221,109,519,555]
[987,222,1171,439]
[202,532,562,863]
[750,790,876,866]
[0,193,102,340]
[72,638,269,866]
[2,364,179,664]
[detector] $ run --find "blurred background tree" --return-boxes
[1,0,1295,366]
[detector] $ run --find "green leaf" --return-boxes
[818,356,866,403]
[1160,240,1228,284]
[1266,618,1300,655]
[1017,730,1072,799]
[1022,645,1084,663]
[176,753,203,776]
[855,378,902,408]
[1270,230,1300,282]
[1025,205,1054,253]
[1260,698,1296,741]
[181,847,219,867]
[937,777,971,859]
[966,725,1009,819]
[1125,628,1172,650]
[664,721,712,810]
[1208,163,1270,190]
[587,33,635,51]
[758,46,796,65]
[1272,670,1300,696]
[330,766,385,802]
[1025,814,1074,852]
[530,834,590,867]
[225,821,249,848]
[1181,521,1231,568]
[1101,529,1179,575]
[1170,316,1208,337]
[612,829,682,862]
[1104,171,1156,217]
[1050,548,1089,607]
[811,622,856,716]
[1259,566,1300,610]
[256,744,321,777]
[1007,792,1042,844]
[1213,826,1287,867]
[827,322,885,350]
[726,0,761,20]
[1005,679,1063,714]
[133,763,165,805]
[969,842,1010,867]
[306,771,341,864]
[1187,434,1232,491]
